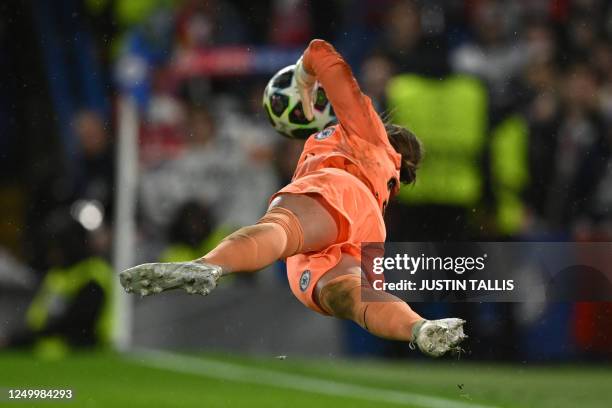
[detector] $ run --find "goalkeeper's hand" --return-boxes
[295,56,316,121]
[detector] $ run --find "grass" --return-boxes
[0,350,611,407]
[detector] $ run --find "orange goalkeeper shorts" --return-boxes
[271,168,386,315]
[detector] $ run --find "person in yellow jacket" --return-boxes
[6,211,113,358]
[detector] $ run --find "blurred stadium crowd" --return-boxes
[1,0,612,360]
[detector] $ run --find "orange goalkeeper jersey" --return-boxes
[293,39,402,213]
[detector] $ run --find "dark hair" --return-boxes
[385,123,422,185]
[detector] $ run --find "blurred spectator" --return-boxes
[379,0,450,77]
[360,52,395,111]
[160,200,231,262]
[592,40,612,122]
[525,63,610,235]
[218,83,278,165]
[71,110,115,215]
[452,0,545,116]
[175,0,247,50]
[268,0,312,46]
[140,69,188,167]
[563,8,601,61]
[168,201,215,250]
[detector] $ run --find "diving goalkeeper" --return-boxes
[120,39,467,357]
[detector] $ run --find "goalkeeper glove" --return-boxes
[294,56,316,121]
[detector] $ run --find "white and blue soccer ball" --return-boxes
[262,65,336,139]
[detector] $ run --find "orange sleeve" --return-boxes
[302,39,384,143]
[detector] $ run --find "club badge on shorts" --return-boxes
[299,270,311,292]
[314,127,335,140]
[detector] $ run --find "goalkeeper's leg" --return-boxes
[119,194,337,296]
[316,255,467,357]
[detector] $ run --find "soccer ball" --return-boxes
[262,65,336,139]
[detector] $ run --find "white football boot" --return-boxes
[410,318,467,357]
[119,261,222,297]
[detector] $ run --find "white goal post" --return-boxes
[112,95,139,351]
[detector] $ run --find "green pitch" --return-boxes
[1,350,611,407]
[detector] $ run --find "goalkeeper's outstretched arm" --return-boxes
[295,39,383,142]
